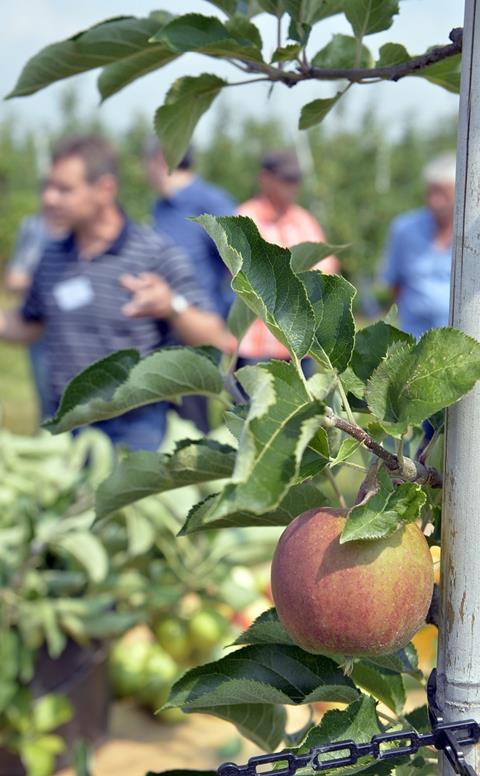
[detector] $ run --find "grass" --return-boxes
[0,289,38,435]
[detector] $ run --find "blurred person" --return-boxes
[144,137,236,432]
[0,135,234,451]
[237,149,339,362]
[5,210,65,420]
[380,151,456,338]
[144,137,236,318]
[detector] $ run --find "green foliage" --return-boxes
[154,74,227,171]
[233,608,295,646]
[45,347,224,434]
[198,215,316,359]
[96,439,237,517]
[166,643,358,709]
[6,14,178,99]
[341,480,427,543]
[366,328,480,436]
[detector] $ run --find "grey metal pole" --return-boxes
[438,1,480,773]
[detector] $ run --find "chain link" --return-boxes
[217,670,480,776]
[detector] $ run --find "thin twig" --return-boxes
[231,29,461,88]
[225,77,274,87]
[325,411,443,488]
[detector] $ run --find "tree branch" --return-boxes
[324,411,443,488]
[232,28,462,88]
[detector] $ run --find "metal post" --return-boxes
[438,1,480,773]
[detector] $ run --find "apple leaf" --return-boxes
[329,438,361,468]
[366,328,480,436]
[227,296,256,340]
[413,52,461,94]
[341,482,427,543]
[196,215,316,360]
[376,42,410,67]
[405,705,430,733]
[298,427,330,479]
[98,47,177,101]
[290,241,347,273]
[344,0,399,38]
[43,348,223,434]
[312,34,372,69]
[153,14,264,62]
[7,14,177,98]
[351,661,405,713]
[302,272,356,373]
[192,703,286,750]
[350,321,414,385]
[182,482,327,533]
[51,533,108,583]
[271,43,302,63]
[295,694,382,758]
[166,644,359,709]
[285,0,344,26]
[234,608,296,646]
[299,94,343,130]
[96,439,237,517]
[155,74,227,170]
[178,361,326,530]
[366,642,420,676]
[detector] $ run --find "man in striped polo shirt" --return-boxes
[0,135,234,450]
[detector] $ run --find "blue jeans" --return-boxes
[29,338,57,421]
[82,403,168,451]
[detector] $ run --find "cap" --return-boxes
[261,150,302,183]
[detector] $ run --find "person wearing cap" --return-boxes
[380,151,456,338]
[237,149,339,361]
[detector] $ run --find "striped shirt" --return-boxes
[21,217,215,399]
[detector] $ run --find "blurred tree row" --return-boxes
[0,87,457,292]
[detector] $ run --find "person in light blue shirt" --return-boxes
[381,152,456,339]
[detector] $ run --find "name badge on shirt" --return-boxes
[53,276,95,311]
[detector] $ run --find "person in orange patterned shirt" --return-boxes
[237,149,339,361]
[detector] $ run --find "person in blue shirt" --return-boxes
[0,135,234,451]
[144,138,236,319]
[381,152,456,339]
[144,138,236,432]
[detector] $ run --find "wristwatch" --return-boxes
[170,293,189,316]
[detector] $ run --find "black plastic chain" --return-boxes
[217,670,480,776]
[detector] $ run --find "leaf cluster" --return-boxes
[6,3,462,169]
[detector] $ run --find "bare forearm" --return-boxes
[0,309,43,344]
[4,270,31,294]
[170,308,236,352]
